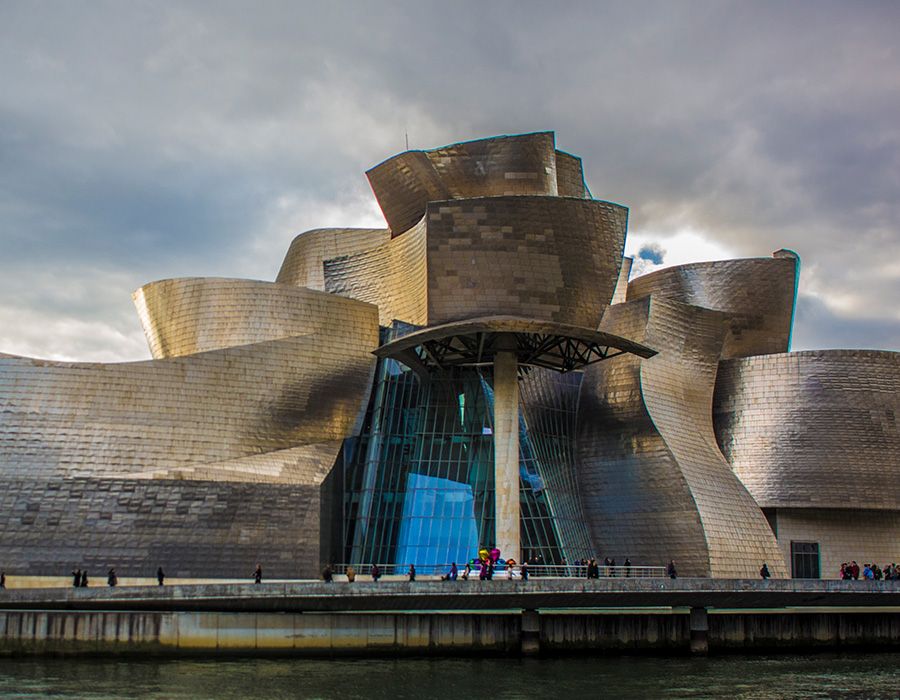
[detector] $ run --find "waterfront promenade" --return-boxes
[2,578,899,657]
[2,577,900,613]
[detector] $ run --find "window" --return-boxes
[791,541,820,579]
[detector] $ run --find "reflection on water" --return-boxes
[0,653,898,700]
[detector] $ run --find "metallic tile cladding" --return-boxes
[578,297,788,578]
[426,196,626,327]
[275,228,392,290]
[0,336,377,477]
[133,278,380,359]
[366,132,564,236]
[713,350,900,510]
[5,129,894,582]
[555,150,588,198]
[323,217,429,327]
[0,294,377,576]
[627,252,799,359]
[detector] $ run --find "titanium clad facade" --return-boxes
[323,218,429,327]
[0,130,895,580]
[133,278,378,359]
[579,297,788,578]
[425,196,626,327]
[366,132,564,236]
[713,350,900,510]
[275,228,392,291]
[627,252,799,359]
[0,286,378,577]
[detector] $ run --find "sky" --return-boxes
[1,0,898,362]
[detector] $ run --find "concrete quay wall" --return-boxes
[3,608,900,657]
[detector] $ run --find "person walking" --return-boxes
[408,564,416,582]
[759,563,770,579]
[80,570,88,587]
[371,563,381,582]
[667,560,677,579]
[346,566,356,583]
[72,569,81,588]
[107,568,117,587]
[322,565,334,583]
[157,566,165,586]
[253,563,262,584]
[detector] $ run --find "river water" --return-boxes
[0,654,897,700]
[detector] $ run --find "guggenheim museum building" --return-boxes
[1,132,897,580]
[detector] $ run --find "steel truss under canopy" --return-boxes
[374,316,657,376]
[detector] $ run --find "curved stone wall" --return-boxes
[713,350,900,510]
[133,278,378,360]
[577,296,788,578]
[627,252,799,359]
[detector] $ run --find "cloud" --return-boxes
[0,1,898,360]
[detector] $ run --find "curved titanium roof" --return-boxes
[374,316,656,375]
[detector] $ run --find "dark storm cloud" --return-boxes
[0,0,898,359]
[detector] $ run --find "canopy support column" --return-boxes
[493,346,520,563]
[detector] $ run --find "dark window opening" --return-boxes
[791,541,820,579]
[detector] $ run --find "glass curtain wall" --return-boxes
[344,325,594,570]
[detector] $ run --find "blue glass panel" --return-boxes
[395,473,478,567]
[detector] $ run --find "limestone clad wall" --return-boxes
[770,508,900,580]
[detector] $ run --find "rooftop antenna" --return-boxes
[405,130,409,151]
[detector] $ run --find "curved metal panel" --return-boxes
[0,332,377,480]
[366,132,561,235]
[0,316,377,577]
[323,216,429,327]
[426,196,627,328]
[627,252,799,359]
[275,227,391,290]
[577,296,788,578]
[713,350,900,510]
[133,278,379,359]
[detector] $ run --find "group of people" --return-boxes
[321,562,418,583]
[840,561,900,580]
[67,566,167,587]
[582,557,637,578]
[70,568,89,587]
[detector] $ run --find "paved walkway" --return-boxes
[2,578,900,613]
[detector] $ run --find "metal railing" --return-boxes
[328,564,668,580]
